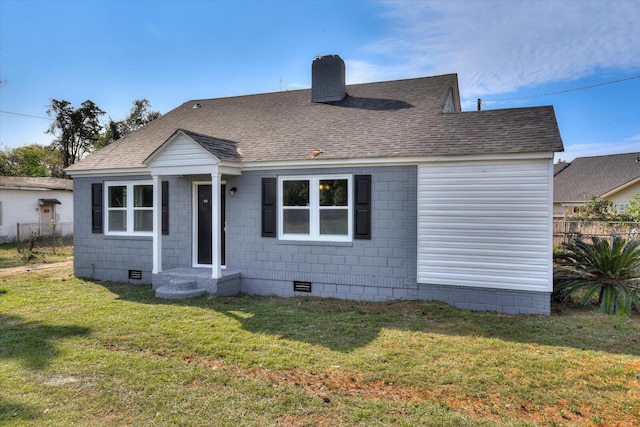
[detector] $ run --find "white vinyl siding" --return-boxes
[150,135,217,168]
[417,158,553,292]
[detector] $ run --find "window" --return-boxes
[105,181,154,235]
[278,175,352,241]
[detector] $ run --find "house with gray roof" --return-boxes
[66,55,564,314]
[0,176,73,243]
[554,152,640,216]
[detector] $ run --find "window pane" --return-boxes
[320,209,348,235]
[108,210,126,231]
[134,185,153,207]
[109,186,126,208]
[283,180,309,206]
[283,209,310,234]
[134,210,153,232]
[319,179,348,206]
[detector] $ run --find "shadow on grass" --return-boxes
[97,281,640,356]
[0,314,91,370]
[0,397,40,423]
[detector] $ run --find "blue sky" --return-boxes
[1,0,639,162]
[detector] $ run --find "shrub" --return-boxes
[553,236,640,316]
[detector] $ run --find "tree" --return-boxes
[47,99,105,168]
[0,143,65,177]
[553,236,640,316]
[625,193,640,221]
[575,195,616,221]
[95,99,160,149]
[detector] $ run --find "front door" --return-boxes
[196,184,226,266]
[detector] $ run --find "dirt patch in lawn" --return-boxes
[185,356,639,427]
[0,260,73,277]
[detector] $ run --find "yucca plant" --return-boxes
[553,236,640,316]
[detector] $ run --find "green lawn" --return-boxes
[0,244,73,269]
[0,266,638,426]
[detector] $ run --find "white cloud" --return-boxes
[362,0,640,101]
[556,134,640,162]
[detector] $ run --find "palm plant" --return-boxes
[553,236,640,316]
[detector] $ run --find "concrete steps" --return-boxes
[155,278,207,300]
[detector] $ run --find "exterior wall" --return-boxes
[0,188,73,243]
[73,175,193,283]
[224,166,419,301]
[74,160,554,315]
[607,181,640,211]
[416,158,553,314]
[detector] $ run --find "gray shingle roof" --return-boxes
[554,152,640,202]
[67,73,563,172]
[0,176,73,191]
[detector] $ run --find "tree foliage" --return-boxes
[553,236,640,316]
[95,99,160,149]
[625,193,640,221]
[47,99,105,168]
[0,143,65,177]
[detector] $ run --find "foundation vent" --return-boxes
[128,270,142,280]
[293,281,312,293]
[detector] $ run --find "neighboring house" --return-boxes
[554,152,640,216]
[0,176,74,243]
[66,55,563,315]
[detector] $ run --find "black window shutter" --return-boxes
[161,181,169,235]
[262,177,277,237]
[91,183,103,234]
[354,175,372,239]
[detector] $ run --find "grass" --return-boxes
[0,266,639,426]
[0,243,73,269]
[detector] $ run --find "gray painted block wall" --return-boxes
[74,166,550,314]
[224,166,419,301]
[73,175,193,283]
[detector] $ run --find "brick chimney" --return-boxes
[311,55,345,103]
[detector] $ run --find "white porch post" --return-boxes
[152,175,163,274]
[211,172,222,279]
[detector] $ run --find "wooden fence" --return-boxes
[553,219,640,246]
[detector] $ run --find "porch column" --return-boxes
[152,174,163,274]
[211,172,222,279]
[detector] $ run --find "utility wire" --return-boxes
[0,110,53,121]
[481,74,640,104]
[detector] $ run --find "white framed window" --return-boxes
[105,181,154,235]
[278,175,352,241]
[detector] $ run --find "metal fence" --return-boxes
[16,222,74,251]
[553,219,640,246]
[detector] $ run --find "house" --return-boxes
[554,152,640,216]
[66,55,563,315]
[0,176,74,243]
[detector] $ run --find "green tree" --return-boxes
[0,143,65,177]
[47,99,105,168]
[553,236,640,316]
[625,193,640,221]
[95,99,160,149]
[575,195,616,221]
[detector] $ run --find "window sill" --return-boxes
[103,234,153,241]
[276,239,353,247]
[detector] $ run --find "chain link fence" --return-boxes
[553,219,640,246]
[15,222,74,251]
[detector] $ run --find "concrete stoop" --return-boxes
[152,268,241,300]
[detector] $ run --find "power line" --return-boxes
[0,110,53,121]
[481,74,640,104]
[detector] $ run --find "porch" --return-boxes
[152,267,241,300]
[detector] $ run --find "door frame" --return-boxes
[192,181,226,268]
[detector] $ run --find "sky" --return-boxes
[1,0,639,163]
